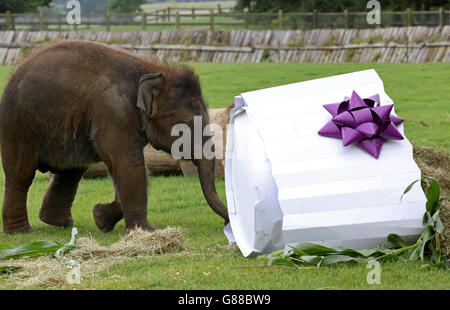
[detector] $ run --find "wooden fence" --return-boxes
[0,27,448,65]
[0,8,448,31]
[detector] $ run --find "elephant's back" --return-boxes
[0,42,129,151]
[3,41,143,120]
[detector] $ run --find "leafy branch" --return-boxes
[0,228,81,275]
[268,176,449,268]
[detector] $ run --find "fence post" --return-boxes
[87,14,90,29]
[344,9,348,28]
[167,7,171,22]
[106,11,110,32]
[278,10,283,30]
[192,8,195,20]
[39,11,44,31]
[244,8,249,29]
[210,9,215,31]
[405,33,409,63]
[58,14,61,31]
[176,11,180,30]
[141,11,146,31]
[406,8,411,26]
[439,7,444,28]
[218,4,222,14]
[73,11,77,31]
[313,9,317,29]
[6,10,11,31]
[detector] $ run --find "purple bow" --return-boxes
[318,91,404,159]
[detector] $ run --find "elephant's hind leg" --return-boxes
[1,150,38,234]
[39,168,86,227]
[93,192,123,232]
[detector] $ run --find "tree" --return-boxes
[0,0,51,13]
[108,0,147,13]
[235,0,449,12]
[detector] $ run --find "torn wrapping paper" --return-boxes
[223,223,235,244]
[224,69,426,257]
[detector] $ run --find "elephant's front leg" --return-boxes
[99,143,155,233]
[109,156,155,232]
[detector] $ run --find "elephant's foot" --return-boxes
[39,206,73,227]
[93,202,123,232]
[3,218,33,234]
[124,215,156,234]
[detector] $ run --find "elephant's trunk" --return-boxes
[196,158,229,224]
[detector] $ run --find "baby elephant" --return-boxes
[0,40,229,234]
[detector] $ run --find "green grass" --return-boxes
[0,63,449,289]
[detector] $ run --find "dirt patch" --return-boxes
[413,145,450,256]
[0,227,185,289]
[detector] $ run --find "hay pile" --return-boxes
[71,226,185,260]
[413,145,450,256]
[0,227,184,289]
[413,145,450,193]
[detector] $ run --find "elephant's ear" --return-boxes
[137,73,164,131]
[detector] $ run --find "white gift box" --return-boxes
[224,69,426,257]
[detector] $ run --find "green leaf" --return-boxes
[431,210,440,222]
[0,228,81,261]
[290,242,335,256]
[423,226,434,242]
[407,239,425,261]
[0,244,15,256]
[0,241,64,260]
[404,247,416,260]
[267,256,296,267]
[385,234,412,248]
[320,254,361,265]
[401,179,421,200]
[353,248,382,257]
[335,248,368,257]
[268,249,285,257]
[298,255,322,265]
[425,177,440,214]
[54,244,80,259]
[423,211,434,227]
